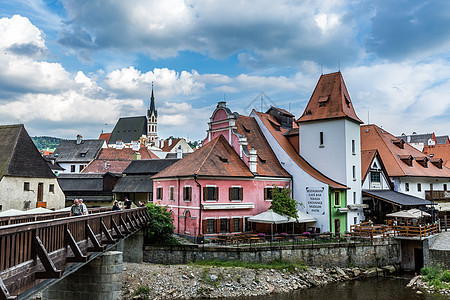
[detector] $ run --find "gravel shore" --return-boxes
[122,262,392,299]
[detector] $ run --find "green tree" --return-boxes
[145,203,176,244]
[269,187,298,219]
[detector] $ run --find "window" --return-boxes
[444,184,448,191]
[156,187,163,200]
[220,219,228,233]
[203,186,218,201]
[353,166,356,180]
[71,165,76,172]
[229,187,243,201]
[80,152,86,157]
[169,186,175,201]
[353,192,356,204]
[232,218,241,232]
[352,140,356,154]
[334,192,340,206]
[320,132,324,146]
[371,171,381,183]
[183,186,192,201]
[405,183,409,192]
[244,217,252,232]
[206,219,216,234]
[417,183,422,192]
[49,184,54,193]
[24,182,30,191]
[354,217,357,225]
[264,187,273,201]
[430,183,433,191]
[79,165,85,172]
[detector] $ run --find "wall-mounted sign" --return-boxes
[306,187,325,215]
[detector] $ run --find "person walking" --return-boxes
[79,198,88,215]
[69,199,83,217]
[124,197,132,209]
[112,200,120,211]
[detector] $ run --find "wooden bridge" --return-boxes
[0,207,150,300]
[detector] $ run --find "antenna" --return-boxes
[338,60,340,71]
[289,102,291,112]
[321,64,323,75]
[368,110,370,125]
[224,94,226,101]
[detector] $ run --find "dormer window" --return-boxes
[318,96,329,107]
[430,158,443,169]
[399,154,413,166]
[217,155,228,163]
[392,139,405,149]
[242,125,251,133]
[80,152,87,157]
[258,155,266,164]
[344,95,351,108]
[415,156,428,168]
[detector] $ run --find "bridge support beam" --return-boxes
[114,229,144,263]
[42,251,123,300]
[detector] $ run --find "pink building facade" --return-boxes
[153,102,291,238]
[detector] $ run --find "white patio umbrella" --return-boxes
[386,208,430,219]
[0,209,24,217]
[288,211,317,223]
[248,210,293,237]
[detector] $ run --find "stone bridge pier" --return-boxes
[42,229,144,300]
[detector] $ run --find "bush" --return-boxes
[145,203,176,245]
[442,270,450,283]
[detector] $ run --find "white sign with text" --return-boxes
[306,187,325,215]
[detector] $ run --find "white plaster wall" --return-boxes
[393,177,450,199]
[0,176,65,211]
[58,162,89,174]
[170,139,194,153]
[362,156,391,190]
[251,112,331,232]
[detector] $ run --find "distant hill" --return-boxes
[31,136,62,152]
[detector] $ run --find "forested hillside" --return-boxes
[31,136,62,151]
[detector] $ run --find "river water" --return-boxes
[223,277,448,300]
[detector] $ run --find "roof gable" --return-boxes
[54,139,104,162]
[297,72,362,124]
[153,135,254,179]
[109,116,147,144]
[0,124,55,179]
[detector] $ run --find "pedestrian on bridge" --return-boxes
[79,198,88,215]
[124,197,132,209]
[69,199,83,217]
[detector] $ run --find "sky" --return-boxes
[0,0,449,141]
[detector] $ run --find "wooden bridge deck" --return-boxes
[0,207,149,300]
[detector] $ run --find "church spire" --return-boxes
[148,82,157,118]
[147,82,158,143]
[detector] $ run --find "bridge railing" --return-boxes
[0,207,149,300]
[0,207,111,226]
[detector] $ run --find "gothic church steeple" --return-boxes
[147,83,158,143]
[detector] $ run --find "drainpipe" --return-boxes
[194,174,202,238]
[177,177,181,234]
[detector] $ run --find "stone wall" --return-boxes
[428,249,450,269]
[144,239,400,268]
[42,251,123,300]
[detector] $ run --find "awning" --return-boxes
[429,202,450,212]
[362,189,433,207]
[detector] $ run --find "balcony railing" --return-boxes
[425,190,450,201]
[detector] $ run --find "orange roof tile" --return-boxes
[255,111,348,189]
[235,115,291,178]
[99,133,111,143]
[423,144,450,169]
[361,124,450,178]
[152,135,254,179]
[97,147,158,160]
[297,72,362,124]
[161,139,181,152]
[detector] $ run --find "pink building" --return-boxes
[152,102,291,238]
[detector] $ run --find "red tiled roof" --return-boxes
[255,111,348,189]
[361,124,450,177]
[297,72,363,124]
[152,135,253,179]
[236,115,291,178]
[81,160,132,174]
[423,144,450,169]
[97,147,158,160]
[161,139,181,152]
[99,133,111,143]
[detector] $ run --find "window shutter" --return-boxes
[202,220,207,234]
[215,219,220,233]
[239,188,243,200]
[189,187,192,201]
[240,218,243,232]
[229,219,233,233]
[264,188,268,200]
[229,187,232,201]
[215,187,219,200]
[203,187,207,201]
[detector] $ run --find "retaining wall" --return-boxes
[144,239,400,268]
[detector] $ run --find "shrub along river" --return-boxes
[222,277,447,300]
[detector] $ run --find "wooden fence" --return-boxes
[350,222,439,239]
[0,207,149,300]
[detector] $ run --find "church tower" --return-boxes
[147,83,158,143]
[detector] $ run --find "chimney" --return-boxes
[168,138,172,146]
[76,134,83,145]
[407,135,411,143]
[131,140,140,151]
[217,101,227,108]
[133,152,141,160]
[116,140,124,150]
[160,139,164,148]
[176,145,182,159]
[249,147,257,173]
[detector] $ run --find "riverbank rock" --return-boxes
[122,263,392,299]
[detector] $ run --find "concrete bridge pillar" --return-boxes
[42,251,123,300]
[114,228,144,263]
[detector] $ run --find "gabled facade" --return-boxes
[397,132,450,151]
[361,124,450,201]
[0,124,65,211]
[153,112,291,238]
[53,135,106,174]
[108,116,148,148]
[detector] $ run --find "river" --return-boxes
[222,277,448,300]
